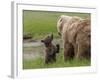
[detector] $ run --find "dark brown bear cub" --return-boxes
[41,34,60,64]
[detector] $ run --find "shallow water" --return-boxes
[23,39,63,60]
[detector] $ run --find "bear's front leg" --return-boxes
[45,53,51,64]
[52,53,56,62]
[75,44,86,60]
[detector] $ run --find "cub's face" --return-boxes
[41,34,53,47]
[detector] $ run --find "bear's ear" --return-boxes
[59,18,62,22]
[58,15,64,23]
[50,34,53,40]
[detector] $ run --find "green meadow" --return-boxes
[23,10,90,40]
[23,10,90,69]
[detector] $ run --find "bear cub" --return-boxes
[41,34,60,64]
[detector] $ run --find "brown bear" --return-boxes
[57,15,90,60]
[41,34,60,64]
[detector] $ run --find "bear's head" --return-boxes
[57,15,82,36]
[41,34,53,47]
[57,15,72,36]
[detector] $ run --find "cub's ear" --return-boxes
[51,33,53,40]
[41,40,44,42]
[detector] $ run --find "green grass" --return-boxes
[23,49,90,69]
[23,10,90,40]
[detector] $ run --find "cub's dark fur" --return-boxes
[41,34,60,64]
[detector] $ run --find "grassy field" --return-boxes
[23,49,90,69]
[23,10,90,40]
[23,10,91,69]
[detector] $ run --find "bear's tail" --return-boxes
[56,44,60,53]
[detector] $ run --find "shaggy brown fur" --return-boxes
[41,34,60,64]
[57,15,90,60]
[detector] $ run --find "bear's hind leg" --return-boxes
[64,43,74,61]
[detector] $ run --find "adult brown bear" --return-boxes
[57,15,91,60]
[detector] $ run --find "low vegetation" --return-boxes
[23,49,90,69]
